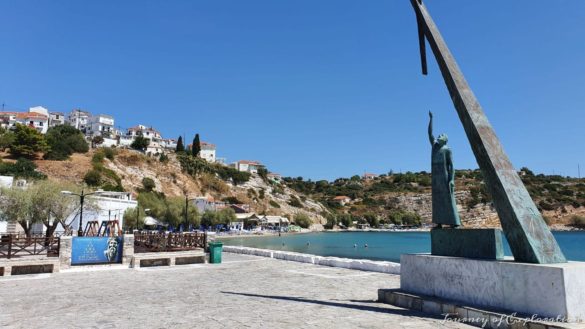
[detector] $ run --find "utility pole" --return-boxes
[579,164,581,179]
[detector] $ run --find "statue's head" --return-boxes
[437,133,448,146]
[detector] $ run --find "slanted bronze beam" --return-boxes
[410,0,566,263]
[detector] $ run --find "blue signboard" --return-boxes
[71,237,123,265]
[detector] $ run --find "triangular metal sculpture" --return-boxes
[410,0,566,263]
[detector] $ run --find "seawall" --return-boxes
[223,246,401,274]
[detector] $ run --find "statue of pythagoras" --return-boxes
[428,111,461,228]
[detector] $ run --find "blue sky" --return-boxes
[1,1,584,180]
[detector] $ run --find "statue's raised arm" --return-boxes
[428,111,435,145]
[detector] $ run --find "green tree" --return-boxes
[338,213,353,228]
[131,136,150,152]
[9,124,49,158]
[364,212,379,227]
[0,180,79,237]
[44,125,89,160]
[0,127,15,151]
[0,158,46,179]
[324,214,337,229]
[293,213,312,228]
[175,136,185,153]
[192,133,201,157]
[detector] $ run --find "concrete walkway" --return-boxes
[0,253,469,328]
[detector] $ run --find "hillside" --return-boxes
[32,149,328,227]
[283,170,585,230]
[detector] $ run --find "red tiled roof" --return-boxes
[333,196,350,200]
[238,160,261,165]
[16,112,48,120]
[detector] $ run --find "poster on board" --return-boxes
[71,237,123,265]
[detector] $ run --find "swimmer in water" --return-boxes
[306,242,310,246]
[353,244,357,248]
[364,244,368,248]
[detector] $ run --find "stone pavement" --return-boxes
[0,253,470,329]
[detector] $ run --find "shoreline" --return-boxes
[216,226,582,239]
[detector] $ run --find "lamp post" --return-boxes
[61,189,102,237]
[184,196,198,232]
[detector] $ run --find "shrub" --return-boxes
[92,151,105,164]
[159,153,169,163]
[84,169,102,186]
[293,213,312,228]
[102,147,116,160]
[269,200,281,208]
[130,136,150,151]
[570,215,585,228]
[142,177,156,192]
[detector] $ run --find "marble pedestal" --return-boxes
[400,254,585,322]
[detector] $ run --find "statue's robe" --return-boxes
[431,142,461,226]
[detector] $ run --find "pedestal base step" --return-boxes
[378,289,576,329]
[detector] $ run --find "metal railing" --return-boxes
[0,235,60,259]
[134,232,207,253]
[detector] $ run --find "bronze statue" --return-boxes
[428,111,460,228]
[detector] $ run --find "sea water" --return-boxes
[220,231,585,263]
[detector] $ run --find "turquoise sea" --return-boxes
[220,231,585,263]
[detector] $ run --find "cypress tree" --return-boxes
[176,136,184,153]
[192,133,201,157]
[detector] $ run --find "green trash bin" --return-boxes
[209,241,223,264]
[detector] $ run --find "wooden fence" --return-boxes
[134,232,207,253]
[0,235,60,259]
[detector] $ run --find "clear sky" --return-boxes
[1,1,584,180]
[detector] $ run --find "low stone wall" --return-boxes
[223,246,400,274]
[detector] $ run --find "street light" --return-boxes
[184,196,198,232]
[61,189,102,237]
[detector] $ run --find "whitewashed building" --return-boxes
[49,112,65,127]
[63,191,138,234]
[126,125,162,141]
[200,142,216,163]
[15,112,49,134]
[68,109,91,133]
[88,114,115,138]
[0,112,17,130]
[234,160,263,174]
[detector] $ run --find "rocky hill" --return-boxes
[32,149,328,227]
[283,170,585,230]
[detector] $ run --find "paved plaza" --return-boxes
[0,253,469,329]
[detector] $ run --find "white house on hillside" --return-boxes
[15,112,49,134]
[49,112,65,127]
[68,109,91,133]
[127,125,162,140]
[200,142,216,163]
[234,160,263,174]
[63,191,138,234]
[88,114,115,138]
